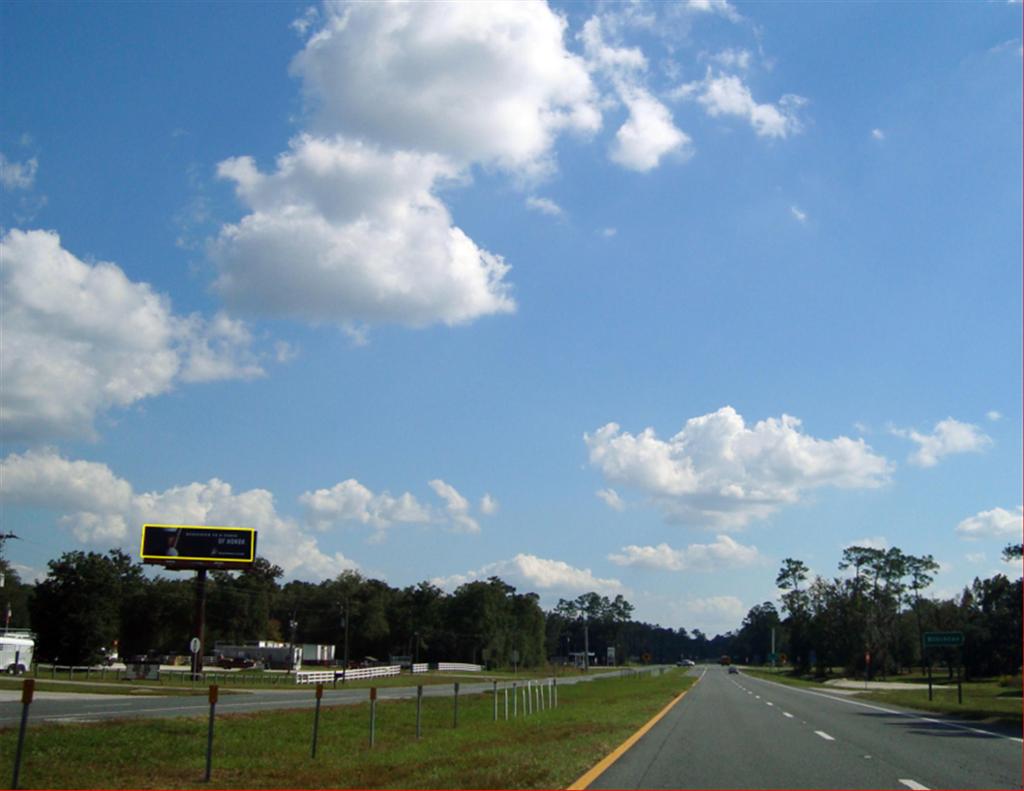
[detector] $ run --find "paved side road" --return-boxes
[0,668,663,727]
[587,667,1022,790]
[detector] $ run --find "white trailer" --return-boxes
[1,633,34,674]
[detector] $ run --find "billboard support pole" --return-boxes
[192,569,207,680]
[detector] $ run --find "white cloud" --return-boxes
[610,86,693,172]
[0,153,38,190]
[790,206,807,223]
[871,128,885,140]
[608,535,762,571]
[891,417,992,467]
[291,1,600,175]
[580,15,691,173]
[213,136,515,329]
[965,552,986,564]
[585,406,891,528]
[685,0,742,23]
[429,479,480,534]
[843,536,889,550]
[1,229,262,441]
[986,410,1002,422]
[433,553,625,596]
[600,227,618,237]
[955,506,1023,540]
[707,49,752,70]
[596,488,626,512]
[675,71,806,139]
[479,494,499,516]
[0,449,356,580]
[300,479,431,538]
[525,196,564,217]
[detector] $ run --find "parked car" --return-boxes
[728,665,739,674]
[217,656,256,669]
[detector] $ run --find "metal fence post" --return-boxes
[369,687,377,747]
[311,683,323,758]
[453,682,460,728]
[11,679,34,789]
[513,682,518,717]
[504,686,509,720]
[204,685,218,783]
[493,680,498,721]
[416,685,423,739]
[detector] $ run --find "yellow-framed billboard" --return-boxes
[140,524,256,567]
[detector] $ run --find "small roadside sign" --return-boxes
[923,631,964,648]
[190,637,201,654]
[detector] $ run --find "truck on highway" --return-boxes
[719,654,731,666]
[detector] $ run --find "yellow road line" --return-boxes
[567,672,704,790]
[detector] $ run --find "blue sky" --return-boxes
[2,0,1021,635]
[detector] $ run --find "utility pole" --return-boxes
[583,623,590,673]
[342,599,350,680]
[192,569,207,680]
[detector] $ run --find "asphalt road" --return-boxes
[0,669,635,728]
[587,667,1023,790]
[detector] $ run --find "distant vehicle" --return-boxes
[676,659,695,667]
[1,633,34,674]
[719,655,731,665]
[217,656,256,669]
[728,665,739,674]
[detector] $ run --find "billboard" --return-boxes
[140,524,256,566]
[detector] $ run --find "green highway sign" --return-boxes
[923,631,964,648]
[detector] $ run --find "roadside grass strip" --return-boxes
[567,670,704,790]
[0,668,694,789]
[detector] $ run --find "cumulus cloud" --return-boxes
[674,71,806,139]
[214,1,608,332]
[986,410,1002,422]
[429,479,481,533]
[291,1,600,175]
[300,479,431,538]
[433,553,625,596]
[585,406,891,528]
[891,418,992,467]
[580,15,691,172]
[955,506,1023,540]
[0,152,38,190]
[608,534,762,571]
[871,128,885,140]
[0,449,356,580]
[1,229,262,441]
[610,86,693,171]
[212,136,515,329]
[790,206,807,223]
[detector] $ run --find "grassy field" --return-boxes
[0,668,694,789]
[741,667,1022,725]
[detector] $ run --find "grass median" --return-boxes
[0,668,695,789]
[741,667,1022,726]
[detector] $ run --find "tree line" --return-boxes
[3,548,718,667]
[725,543,1022,680]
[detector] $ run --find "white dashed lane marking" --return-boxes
[765,701,773,706]
[815,730,836,741]
[898,780,929,790]
[783,712,794,718]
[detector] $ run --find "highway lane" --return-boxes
[587,667,1022,790]
[0,669,645,727]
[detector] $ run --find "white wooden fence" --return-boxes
[295,665,401,684]
[411,663,429,673]
[436,662,482,672]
